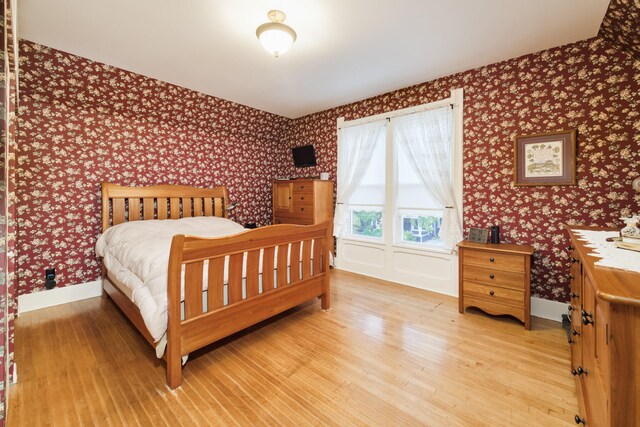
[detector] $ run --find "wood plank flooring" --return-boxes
[8,270,578,426]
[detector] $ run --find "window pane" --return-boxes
[351,209,383,239]
[348,129,386,205]
[396,144,440,209]
[400,213,443,244]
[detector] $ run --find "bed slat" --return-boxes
[207,257,225,311]
[214,198,223,217]
[262,247,275,292]
[204,197,213,216]
[184,261,204,319]
[112,198,125,226]
[277,244,289,287]
[143,198,154,220]
[313,238,323,276]
[290,241,301,284]
[128,198,141,221]
[182,198,192,217]
[228,253,244,304]
[158,197,168,220]
[194,198,203,216]
[170,198,180,219]
[302,239,312,279]
[246,250,260,298]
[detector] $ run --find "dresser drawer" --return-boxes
[463,281,524,307]
[292,182,314,194]
[293,193,314,205]
[462,265,525,290]
[463,250,525,273]
[273,216,313,225]
[291,205,314,218]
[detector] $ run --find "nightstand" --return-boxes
[457,240,534,329]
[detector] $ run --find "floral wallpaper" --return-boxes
[17,40,289,295]
[599,0,640,60]
[277,37,639,302]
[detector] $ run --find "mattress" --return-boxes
[96,216,246,342]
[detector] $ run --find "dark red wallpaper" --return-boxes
[17,41,289,294]
[277,37,639,302]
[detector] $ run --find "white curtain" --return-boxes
[334,121,386,237]
[392,107,463,248]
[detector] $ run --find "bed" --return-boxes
[98,182,332,389]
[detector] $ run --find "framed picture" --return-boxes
[468,228,489,243]
[514,129,577,186]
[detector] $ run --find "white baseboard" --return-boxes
[17,280,102,314]
[531,296,566,322]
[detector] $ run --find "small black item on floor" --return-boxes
[244,223,257,229]
[45,268,57,289]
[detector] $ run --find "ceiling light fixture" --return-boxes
[256,10,297,58]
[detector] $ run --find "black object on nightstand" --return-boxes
[244,223,257,229]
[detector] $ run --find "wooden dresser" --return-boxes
[566,226,640,426]
[457,240,534,329]
[272,180,334,225]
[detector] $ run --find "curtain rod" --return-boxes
[337,98,455,130]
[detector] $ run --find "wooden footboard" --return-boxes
[165,220,333,389]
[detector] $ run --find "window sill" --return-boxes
[391,243,453,256]
[339,237,454,256]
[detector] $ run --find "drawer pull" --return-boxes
[570,292,578,298]
[569,275,575,280]
[489,274,495,279]
[300,196,304,200]
[300,186,305,189]
[567,246,574,251]
[576,366,587,376]
[300,208,304,211]
[489,257,495,262]
[568,337,573,344]
[571,257,578,264]
[572,329,580,336]
[567,304,574,312]
[489,290,494,296]
[574,415,585,425]
[571,368,578,376]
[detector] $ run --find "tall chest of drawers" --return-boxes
[272,180,334,225]
[457,241,534,330]
[566,226,640,426]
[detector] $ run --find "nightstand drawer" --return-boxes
[463,296,525,322]
[463,281,524,307]
[462,265,525,290]
[462,250,524,273]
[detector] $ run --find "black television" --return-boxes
[292,145,317,168]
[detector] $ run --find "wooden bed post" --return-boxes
[321,221,333,310]
[167,234,185,389]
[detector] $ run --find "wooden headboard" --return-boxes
[101,182,228,231]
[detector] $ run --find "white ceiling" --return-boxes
[18,0,610,119]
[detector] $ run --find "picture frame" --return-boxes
[514,129,576,186]
[468,228,489,244]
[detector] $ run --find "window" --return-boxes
[337,100,460,251]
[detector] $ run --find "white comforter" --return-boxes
[95,216,245,342]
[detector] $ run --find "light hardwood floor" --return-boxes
[8,270,578,426]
